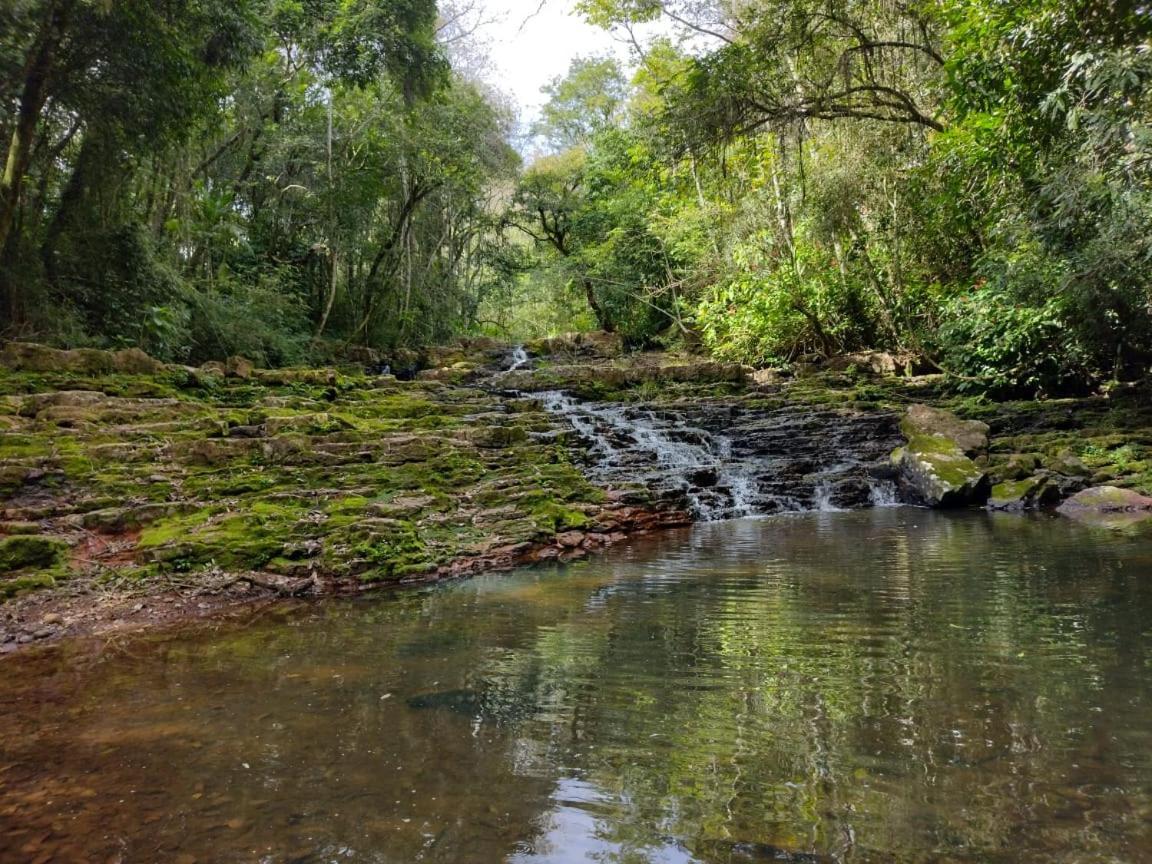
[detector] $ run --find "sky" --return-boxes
[472,0,639,122]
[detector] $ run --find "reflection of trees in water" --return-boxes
[467,511,1152,862]
[0,511,1148,863]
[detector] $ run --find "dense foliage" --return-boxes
[0,0,518,363]
[507,0,1152,394]
[3,0,1150,393]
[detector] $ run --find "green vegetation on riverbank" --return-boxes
[3,1,1150,400]
[0,342,629,619]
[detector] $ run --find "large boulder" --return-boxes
[892,405,991,507]
[225,355,255,379]
[903,404,989,455]
[110,347,163,374]
[1057,486,1152,528]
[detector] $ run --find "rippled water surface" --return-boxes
[3,510,1152,863]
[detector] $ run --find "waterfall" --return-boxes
[507,346,529,371]
[538,390,902,521]
[539,391,751,520]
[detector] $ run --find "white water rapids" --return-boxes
[538,390,899,520]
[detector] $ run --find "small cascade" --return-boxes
[812,481,842,512]
[868,478,901,507]
[539,391,742,519]
[506,345,529,371]
[538,390,902,521]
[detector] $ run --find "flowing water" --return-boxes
[538,392,899,519]
[538,391,760,519]
[2,510,1151,863]
[507,346,530,371]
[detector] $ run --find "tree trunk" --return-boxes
[0,0,72,324]
[41,130,103,289]
[582,278,613,332]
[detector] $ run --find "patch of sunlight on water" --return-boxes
[1,508,1151,863]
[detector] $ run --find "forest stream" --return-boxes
[5,2,1152,860]
[2,340,1152,862]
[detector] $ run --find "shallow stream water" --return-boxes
[2,509,1151,863]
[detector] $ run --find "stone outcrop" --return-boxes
[0,341,708,648]
[987,475,1059,511]
[539,391,902,519]
[892,405,991,507]
[0,341,165,375]
[824,351,937,377]
[525,331,624,360]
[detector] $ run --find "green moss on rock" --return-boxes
[0,535,68,572]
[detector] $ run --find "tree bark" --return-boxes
[0,0,73,325]
[581,277,613,332]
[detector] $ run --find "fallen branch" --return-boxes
[200,572,315,598]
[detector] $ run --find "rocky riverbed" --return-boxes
[2,337,1150,652]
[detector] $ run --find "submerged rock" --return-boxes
[892,405,990,507]
[405,689,484,714]
[1058,486,1152,528]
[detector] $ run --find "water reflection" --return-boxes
[1,509,1150,863]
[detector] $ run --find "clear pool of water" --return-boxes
[2,509,1150,863]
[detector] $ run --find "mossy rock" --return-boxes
[264,412,353,436]
[1057,486,1152,530]
[0,535,68,572]
[0,521,41,535]
[987,475,1059,511]
[181,438,262,466]
[892,434,990,508]
[1,342,115,374]
[225,356,255,379]
[900,404,989,456]
[335,519,434,581]
[529,500,590,533]
[110,348,164,374]
[460,424,528,449]
[81,502,192,533]
[524,331,624,359]
[990,453,1043,483]
[1058,485,1152,513]
[139,507,298,571]
[254,368,339,387]
[1048,450,1092,477]
[1,571,64,599]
